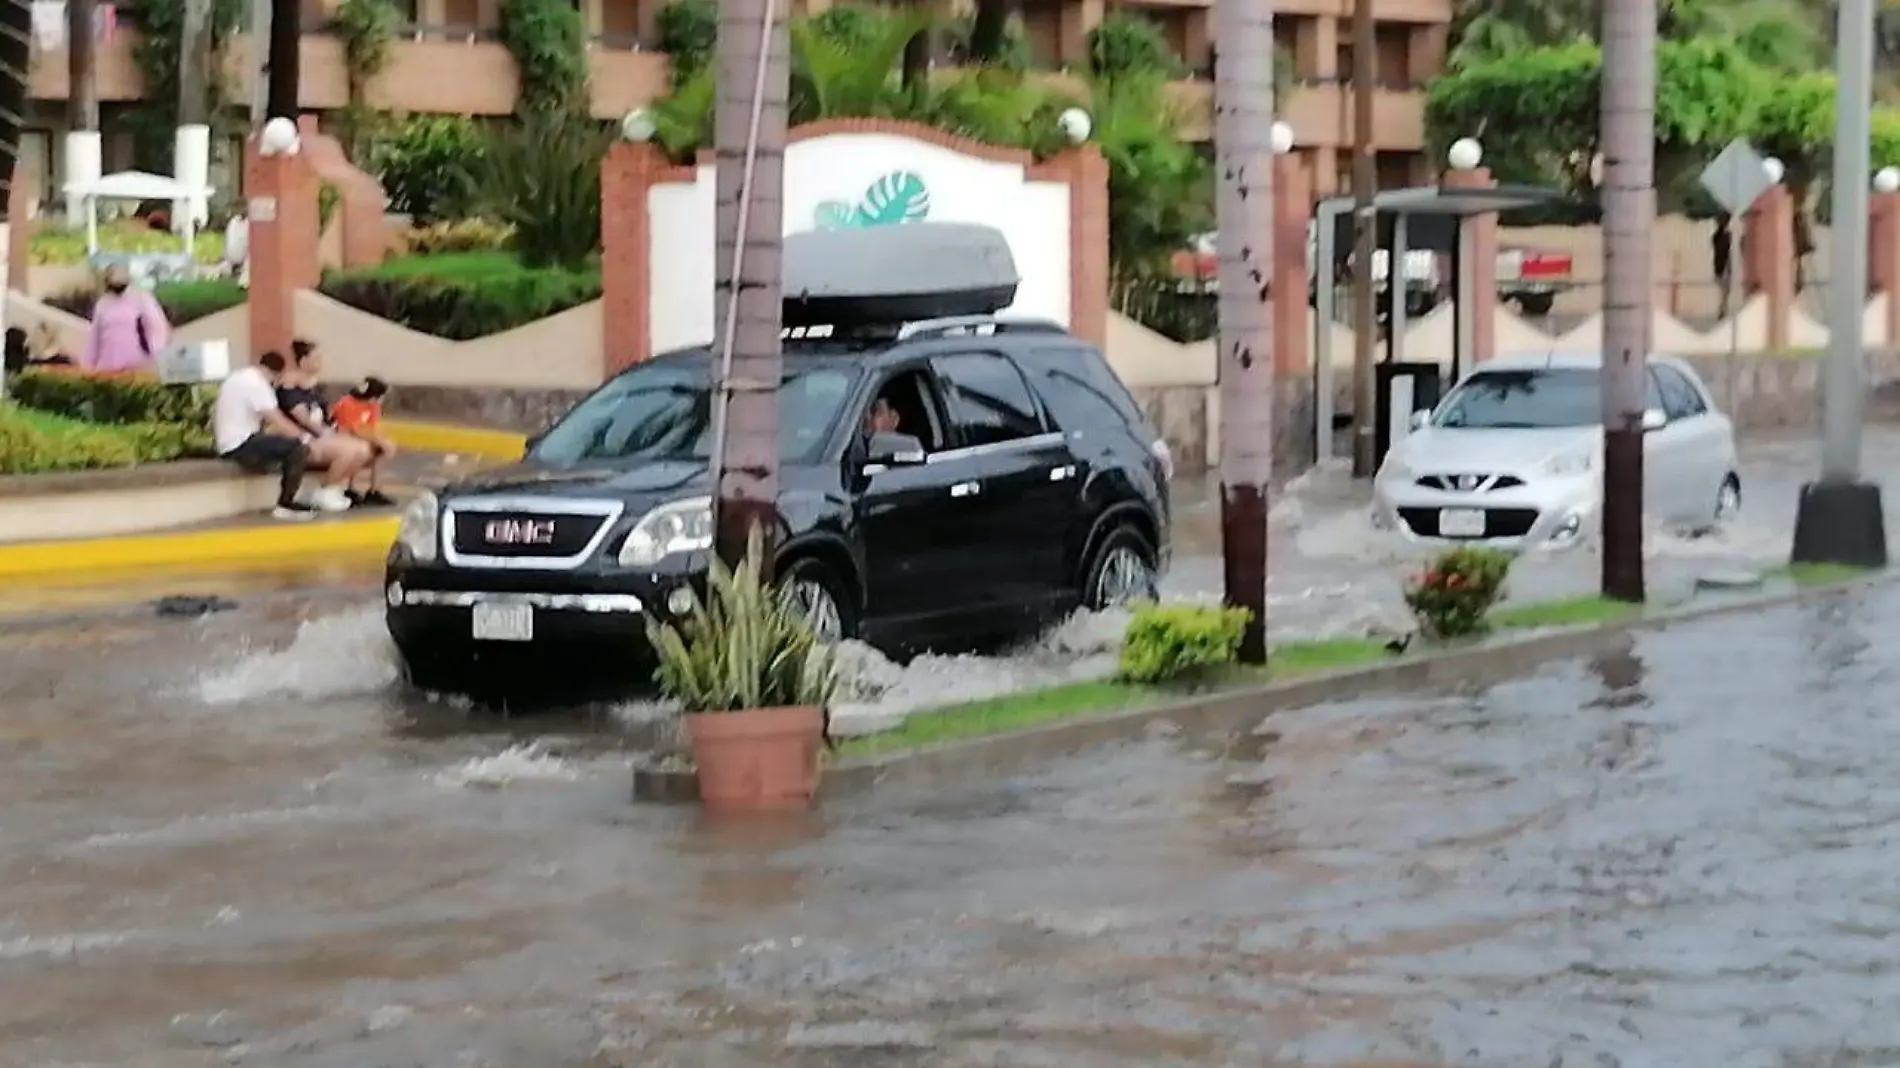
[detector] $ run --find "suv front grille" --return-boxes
[448,510,608,559]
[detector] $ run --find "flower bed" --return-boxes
[0,372,215,474]
[30,221,228,266]
[317,251,602,341]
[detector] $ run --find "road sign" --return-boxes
[1699,138,1774,216]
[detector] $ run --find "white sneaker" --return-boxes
[309,487,353,513]
[271,503,318,521]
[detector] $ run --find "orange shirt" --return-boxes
[331,396,382,436]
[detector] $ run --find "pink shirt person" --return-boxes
[81,269,170,374]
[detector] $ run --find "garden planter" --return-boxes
[684,705,825,812]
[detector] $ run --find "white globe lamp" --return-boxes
[1447,137,1483,172]
[1269,121,1295,156]
[1058,107,1092,145]
[258,116,300,158]
[1763,156,1786,184]
[619,109,657,144]
[1875,167,1900,194]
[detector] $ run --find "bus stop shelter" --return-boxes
[1311,183,1572,463]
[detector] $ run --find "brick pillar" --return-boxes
[1874,192,1900,347]
[243,136,321,361]
[7,161,31,295]
[1744,184,1795,349]
[1056,0,1102,67]
[1272,152,1310,374]
[1441,165,1497,367]
[1043,145,1109,348]
[601,141,668,375]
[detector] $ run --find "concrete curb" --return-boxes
[693,572,1885,802]
[383,420,527,461]
[0,515,398,579]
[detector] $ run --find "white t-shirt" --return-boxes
[213,366,281,455]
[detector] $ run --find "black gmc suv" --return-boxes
[383,228,1173,692]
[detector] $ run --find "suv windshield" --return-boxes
[531,361,857,465]
[1433,368,1599,429]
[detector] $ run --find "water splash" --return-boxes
[197,606,399,704]
[432,741,582,788]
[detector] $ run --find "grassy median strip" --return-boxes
[1783,562,1878,585]
[832,594,1654,760]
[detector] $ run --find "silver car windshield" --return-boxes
[1433,368,1598,430]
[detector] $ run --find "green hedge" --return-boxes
[0,403,211,474]
[316,251,602,340]
[45,279,248,326]
[9,371,216,426]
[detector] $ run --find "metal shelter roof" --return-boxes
[1315,183,1575,257]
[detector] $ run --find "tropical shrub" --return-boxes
[8,370,216,426]
[648,526,841,713]
[365,115,487,224]
[497,0,590,115]
[1087,11,1183,81]
[457,109,613,270]
[403,218,517,256]
[317,252,602,340]
[0,401,212,474]
[1403,548,1513,640]
[31,222,226,266]
[1118,602,1251,684]
[45,279,247,326]
[656,0,717,87]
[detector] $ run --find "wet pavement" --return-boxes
[2,556,1899,1064]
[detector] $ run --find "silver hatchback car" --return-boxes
[1372,352,1740,550]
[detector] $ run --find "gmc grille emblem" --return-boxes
[483,518,557,546]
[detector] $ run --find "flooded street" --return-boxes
[1,426,1898,1065]
[3,572,1899,1064]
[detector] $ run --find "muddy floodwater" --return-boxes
[0,569,1896,1065]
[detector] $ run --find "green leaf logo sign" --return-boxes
[813,171,931,230]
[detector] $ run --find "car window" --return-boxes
[930,351,1046,448]
[1433,368,1599,429]
[1655,365,1707,418]
[1021,345,1148,434]
[862,367,949,452]
[531,361,856,465]
[1644,371,1667,413]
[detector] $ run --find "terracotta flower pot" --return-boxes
[684,705,825,812]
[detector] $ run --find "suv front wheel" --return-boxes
[778,556,857,644]
[1081,527,1159,610]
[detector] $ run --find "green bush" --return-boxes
[30,221,227,266]
[45,279,248,326]
[1087,11,1183,81]
[497,0,590,116]
[458,109,612,269]
[9,370,216,426]
[1117,602,1251,685]
[365,115,487,224]
[1403,547,1513,639]
[402,218,516,256]
[0,403,211,474]
[656,0,717,87]
[318,252,602,340]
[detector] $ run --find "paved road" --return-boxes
[2,571,1897,1064]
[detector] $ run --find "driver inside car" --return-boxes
[865,396,902,436]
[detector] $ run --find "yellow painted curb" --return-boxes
[383,420,527,460]
[0,515,400,579]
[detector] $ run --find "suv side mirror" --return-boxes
[864,431,927,469]
[1641,408,1668,432]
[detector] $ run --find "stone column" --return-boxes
[1272,152,1311,376]
[243,135,320,361]
[1871,191,1900,347]
[1743,183,1795,350]
[7,162,32,295]
[1035,145,1109,348]
[1441,165,1497,368]
[600,141,669,375]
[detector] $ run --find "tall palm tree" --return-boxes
[0,0,27,390]
[66,0,96,132]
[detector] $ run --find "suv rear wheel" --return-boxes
[1082,527,1159,610]
[779,556,857,643]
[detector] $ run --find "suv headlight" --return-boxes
[1543,450,1594,476]
[396,490,439,561]
[619,496,714,567]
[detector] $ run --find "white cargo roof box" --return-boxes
[782,223,1020,327]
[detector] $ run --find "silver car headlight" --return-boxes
[1543,449,1594,476]
[619,496,714,567]
[396,490,439,561]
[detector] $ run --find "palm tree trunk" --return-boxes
[1215,0,1275,664]
[266,0,300,118]
[711,0,791,569]
[0,0,28,396]
[66,0,96,131]
[1598,0,1654,601]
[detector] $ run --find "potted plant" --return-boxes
[646,526,840,812]
[1402,547,1512,640]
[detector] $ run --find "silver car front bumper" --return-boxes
[1371,473,1599,552]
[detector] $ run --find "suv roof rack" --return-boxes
[897,315,1067,341]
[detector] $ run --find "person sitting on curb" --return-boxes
[212,352,361,519]
[330,376,398,507]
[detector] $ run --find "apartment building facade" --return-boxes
[19,0,1448,203]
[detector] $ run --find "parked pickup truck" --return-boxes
[1496,245,1574,317]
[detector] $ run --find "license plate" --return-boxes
[471,602,534,642]
[1438,508,1487,537]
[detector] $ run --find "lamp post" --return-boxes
[1445,137,1483,383]
[1791,0,1890,568]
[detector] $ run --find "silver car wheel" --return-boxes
[1093,544,1156,607]
[785,577,844,644]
